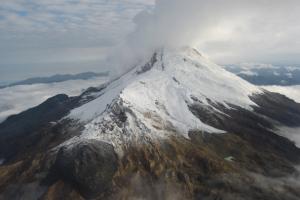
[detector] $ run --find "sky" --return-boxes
[0,0,155,82]
[0,0,300,82]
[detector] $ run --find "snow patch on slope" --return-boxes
[69,67,139,122]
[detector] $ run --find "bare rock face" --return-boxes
[54,140,118,198]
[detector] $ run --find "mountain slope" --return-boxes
[66,47,261,150]
[0,47,300,200]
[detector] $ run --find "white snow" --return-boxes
[67,47,262,151]
[0,77,108,122]
[69,67,139,122]
[262,85,300,103]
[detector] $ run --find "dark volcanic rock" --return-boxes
[54,140,118,198]
[136,52,158,74]
[0,94,79,160]
[0,94,72,138]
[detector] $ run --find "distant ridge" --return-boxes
[0,71,109,89]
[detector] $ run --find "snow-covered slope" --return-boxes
[67,47,262,152]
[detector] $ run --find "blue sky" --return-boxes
[0,0,300,82]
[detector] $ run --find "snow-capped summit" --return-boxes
[65,47,262,152]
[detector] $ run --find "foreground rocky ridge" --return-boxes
[0,48,300,199]
[0,120,300,199]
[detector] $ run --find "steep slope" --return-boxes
[0,47,300,200]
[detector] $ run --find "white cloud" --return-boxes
[0,0,300,80]
[239,71,258,76]
[106,0,300,73]
[237,63,280,70]
[286,66,300,72]
[196,0,300,65]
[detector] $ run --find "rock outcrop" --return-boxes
[54,140,118,198]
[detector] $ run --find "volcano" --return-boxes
[0,47,300,200]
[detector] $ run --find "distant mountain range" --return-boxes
[225,63,300,85]
[0,71,109,89]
